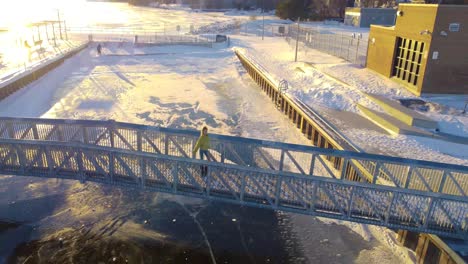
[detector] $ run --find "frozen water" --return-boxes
[0,2,442,263]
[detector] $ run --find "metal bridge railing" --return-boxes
[1,138,467,239]
[0,117,467,198]
[233,50,468,199]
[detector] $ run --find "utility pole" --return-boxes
[262,0,265,40]
[57,9,63,40]
[295,17,300,62]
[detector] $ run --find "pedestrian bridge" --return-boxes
[0,117,467,239]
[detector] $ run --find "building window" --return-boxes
[392,37,425,86]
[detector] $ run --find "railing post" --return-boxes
[6,121,15,139]
[191,138,196,159]
[57,125,64,141]
[355,36,360,64]
[82,126,89,144]
[309,154,316,175]
[347,38,351,61]
[372,162,381,184]
[309,181,318,212]
[172,162,178,193]
[422,198,436,230]
[279,150,285,171]
[137,131,142,152]
[108,120,115,148]
[15,145,26,174]
[139,157,146,188]
[438,171,448,193]
[340,34,343,58]
[164,135,169,155]
[206,166,211,195]
[404,167,414,189]
[384,192,397,225]
[340,158,349,180]
[45,146,54,176]
[32,124,39,139]
[220,143,225,163]
[240,172,246,202]
[109,152,114,184]
[347,187,355,218]
[275,177,282,208]
[76,149,85,183]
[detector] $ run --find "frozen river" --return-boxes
[0,2,412,263]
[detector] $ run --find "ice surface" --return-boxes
[3,2,461,263]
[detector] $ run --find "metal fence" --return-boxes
[286,25,369,66]
[0,117,467,199]
[0,22,231,81]
[66,27,223,48]
[1,138,467,239]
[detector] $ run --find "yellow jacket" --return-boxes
[193,134,210,154]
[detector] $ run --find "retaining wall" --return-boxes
[0,43,89,100]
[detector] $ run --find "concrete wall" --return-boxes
[367,25,397,76]
[360,8,396,27]
[345,7,396,27]
[423,5,468,94]
[394,4,438,41]
[397,231,466,264]
[392,4,437,94]
[367,4,468,95]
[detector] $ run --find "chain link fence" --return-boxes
[286,25,369,66]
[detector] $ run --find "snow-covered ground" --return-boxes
[233,36,468,164]
[0,38,414,263]
[2,1,466,263]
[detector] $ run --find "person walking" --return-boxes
[192,126,210,176]
[97,43,102,56]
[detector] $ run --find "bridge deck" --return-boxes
[1,139,468,239]
[0,117,467,239]
[0,117,467,196]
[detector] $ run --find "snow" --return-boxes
[1,2,465,263]
[233,35,468,165]
[0,42,414,262]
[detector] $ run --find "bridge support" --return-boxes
[397,230,465,263]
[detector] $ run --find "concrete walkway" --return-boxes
[0,40,85,84]
[300,62,468,146]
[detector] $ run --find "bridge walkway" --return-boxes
[0,117,467,239]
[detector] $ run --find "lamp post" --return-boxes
[56,9,63,40]
[294,17,300,62]
[262,0,265,40]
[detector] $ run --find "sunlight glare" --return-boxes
[0,0,87,28]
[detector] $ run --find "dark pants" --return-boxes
[199,149,209,176]
[199,149,209,160]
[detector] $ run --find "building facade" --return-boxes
[366,4,468,95]
[344,7,397,27]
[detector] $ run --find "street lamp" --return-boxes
[294,17,300,62]
[262,0,265,40]
[56,9,63,40]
